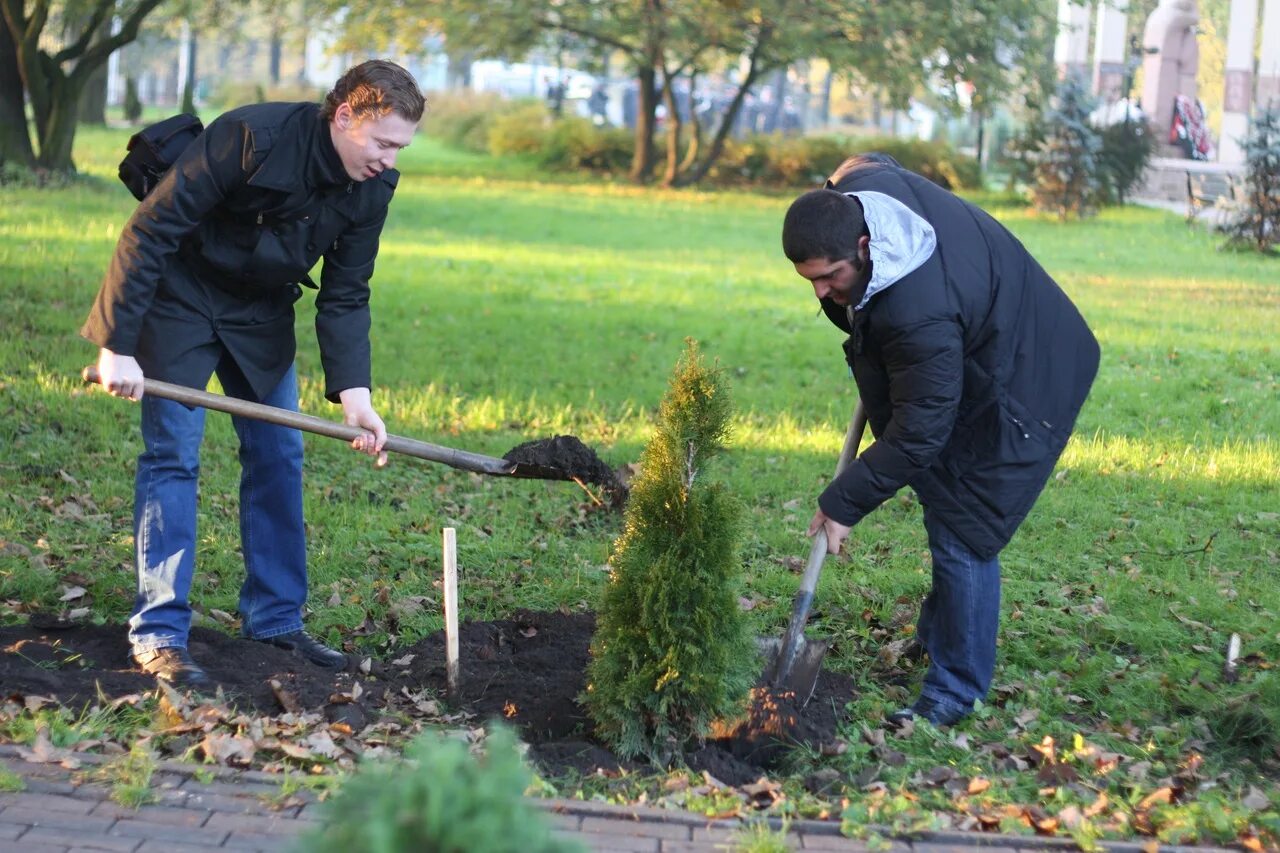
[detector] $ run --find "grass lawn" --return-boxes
[1,124,1278,847]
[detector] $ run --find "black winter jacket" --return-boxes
[81,102,399,402]
[817,160,1100,558]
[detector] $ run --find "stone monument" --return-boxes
[1141,0,1200,146]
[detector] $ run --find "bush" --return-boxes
[703,134,979,190]
[487,102,553,156]
[204,80,324,113]
[423,90,528,154]
[1031,75,1102,219]
[296,727,582,853]
[1217,106,1280,254]
[541,118,632,173]
[1096,118,1155,205]
[584,340,755,763]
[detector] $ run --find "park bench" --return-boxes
[1185,170,1236,224]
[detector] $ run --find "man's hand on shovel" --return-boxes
[807,509,851,555]
[95,348,145,401]
[338,387,388,467]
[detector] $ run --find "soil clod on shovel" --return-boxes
[503,435,627,505]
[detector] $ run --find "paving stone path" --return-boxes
[0,745,1229,852]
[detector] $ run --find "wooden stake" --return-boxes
[443,527,460,699]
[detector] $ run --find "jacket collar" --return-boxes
[246,103,332,194]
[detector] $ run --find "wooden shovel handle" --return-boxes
[81,366,517,476]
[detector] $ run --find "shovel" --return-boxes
[760,399,868,706]
[81,367,574,481]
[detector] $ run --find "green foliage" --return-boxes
[423,91,526,154]
[123,77,143,124]
[1096,118,1155,205]
[540,118,633,174]
[297,727,583,853]
[431,94,978,189]
[585,341,755,763]
[204,81,325,113]
[487,102,554,156]
[1217,106,1280,254]
[1032,75,1102,219]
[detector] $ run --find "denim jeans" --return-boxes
[916,506,1001,716]
[128,360,307,653]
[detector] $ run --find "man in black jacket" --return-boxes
[82,60,425,688]
[782,155,1100,727]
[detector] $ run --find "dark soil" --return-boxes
[1,611,854,785]
[503,435,624,495]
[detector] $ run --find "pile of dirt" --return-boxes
[0,611,854,785]
[503,435,625,495]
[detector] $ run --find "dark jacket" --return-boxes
[817,160,1100,559]
[81,101,399,402]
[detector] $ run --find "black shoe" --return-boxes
[133,647,213,690]
[887,696,969,728]
[254,631,346,668]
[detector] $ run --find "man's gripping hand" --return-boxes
[807,509,852,556]
[338,387,388,467]
[96,348,145,400]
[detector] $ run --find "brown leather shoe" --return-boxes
[132,647,212,689]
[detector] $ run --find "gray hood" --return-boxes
[845,190,937,312]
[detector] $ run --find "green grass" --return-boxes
[1,126,1278,846]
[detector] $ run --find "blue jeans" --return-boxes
[916,506,1001,717]
[128,360,307,653]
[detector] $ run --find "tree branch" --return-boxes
[53,0,112,63]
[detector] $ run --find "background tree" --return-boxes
[584,341,754,763]
[0,21,34,168]
[1032,74,1102,220]
[1,0,167,172]
[1217,106,1280,254]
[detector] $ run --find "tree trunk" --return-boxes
[180,26,197,114]
[819,68,833,126]
[76,13,111,124]
[675,65,765,186]
[678,71,701,175]
[629,65,657,183]
[37,78,81,170]
[447,51,473,88]
[764,68,786,134]
[0,21,34,168]
[661,71,683,187]
[269,27,282,85]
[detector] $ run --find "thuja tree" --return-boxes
[1218,106,1280,254]
[298,727,583,853]
[1032,74,1103,220]
[584,341,754,763]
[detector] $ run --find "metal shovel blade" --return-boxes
[757,400,867,708]
[757,634,830,707]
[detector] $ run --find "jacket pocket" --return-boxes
[948,393,1058,525]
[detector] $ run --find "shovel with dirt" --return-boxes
[81,367,622,491]
[759,399,868,706]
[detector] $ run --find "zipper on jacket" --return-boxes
[256,213,264,225]
[1010,416,1029,439]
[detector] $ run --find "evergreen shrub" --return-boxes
[1029,74,1100,217]
[1217,106,1280,254]
[1031,75,1103,219]
[296,727,582,853]
[584,341,755,763]
[1096,117,1155,204]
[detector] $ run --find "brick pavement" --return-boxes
[0,745,1232,852]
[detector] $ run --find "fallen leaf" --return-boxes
[1138,787,1175,810]
[968,777,991,794]
[270,679,302,714]
[390,653,415,667]
[17,727,81,769]
[1242,786,1270,810]
[200,732,256,765]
